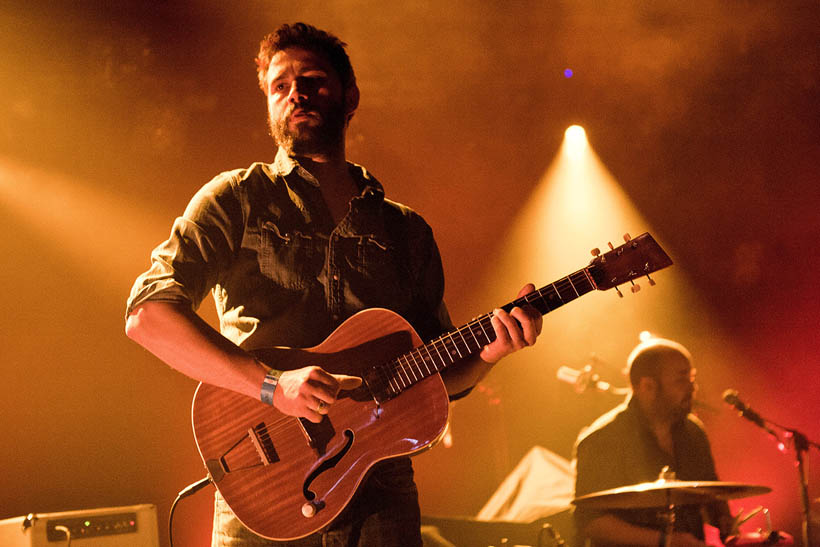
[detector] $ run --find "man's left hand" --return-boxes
[480,283,542,364]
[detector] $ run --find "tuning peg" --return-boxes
[614,286,624,298]
[623,233,631,242]
[608,242,615,250]
[630,280,640,293]
[646,274,656,286]
[590,247,601,257]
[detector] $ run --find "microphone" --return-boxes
[557,365,628,395]
[722,389,775,434]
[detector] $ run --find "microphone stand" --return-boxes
[744,411,820,547]
[794,430,812,547]
[772,422,820,547]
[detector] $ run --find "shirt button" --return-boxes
[332,274,339,281]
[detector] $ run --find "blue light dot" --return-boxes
[564,68,573,78]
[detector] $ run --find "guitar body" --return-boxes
[190,232,674,541]
[191,308,451,540]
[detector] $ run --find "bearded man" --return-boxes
[125,22,541,546]
[573,338,732,547]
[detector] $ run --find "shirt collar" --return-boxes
[270,147,385,201]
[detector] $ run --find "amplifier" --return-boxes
[0,504,159,547]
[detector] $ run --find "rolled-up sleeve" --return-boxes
[125,172,243,318]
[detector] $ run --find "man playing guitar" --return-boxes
[125,22,542,546]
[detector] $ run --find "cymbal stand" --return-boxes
[660,489,675,547]
[657,467,677,547]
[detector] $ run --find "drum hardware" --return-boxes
[572,467,772,547]
[724,508,794,546]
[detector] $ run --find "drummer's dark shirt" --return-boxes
[573,397,728,544]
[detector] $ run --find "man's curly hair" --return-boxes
[255,22,355,93]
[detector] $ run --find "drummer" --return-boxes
[572,337,732,546]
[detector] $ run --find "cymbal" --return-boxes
[572,480,771,509]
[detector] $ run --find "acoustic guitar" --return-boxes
[191,232,673,540]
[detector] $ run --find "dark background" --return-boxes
[1,1,818,545]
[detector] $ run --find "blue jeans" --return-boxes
[212,458,422,547]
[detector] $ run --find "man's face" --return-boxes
[655,354,696,420]
[264,47,348,156]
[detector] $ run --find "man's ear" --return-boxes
[636,376,658,397]
[344,82,360,121]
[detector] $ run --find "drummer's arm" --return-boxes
[583,515,709,547]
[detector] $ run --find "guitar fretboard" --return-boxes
[365,267,597,401]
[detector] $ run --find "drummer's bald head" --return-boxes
[627,338,692,388]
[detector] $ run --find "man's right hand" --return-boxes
[274,366,362,423]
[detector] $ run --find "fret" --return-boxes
[574,270,595,295]
[476,316,491,344]
[431,340,448,367]
[407,352,420,382]
[581,267,597,290]
[401,355,415,383]
[483,317,496,344]
[467,322,481,348]
[539,286,557,312]
[447,332,463,359]
[421,345,435,374]
[396,357,410,387]
[413,352,425,380]
[558,278,579,302]
[567,275,580,297]
[388,371,400,394]
[456,327,474,352]
[438,338,455,363]
[551,282,564,303]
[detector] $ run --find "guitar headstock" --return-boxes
[589,233,673,294]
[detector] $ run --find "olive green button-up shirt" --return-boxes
[127,148,453,352]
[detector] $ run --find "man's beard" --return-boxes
[269,100,346,156]
[656,387,692,422]
[669,394,693,421]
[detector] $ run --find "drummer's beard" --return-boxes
[670,393,693,421]
[656,388,692,422]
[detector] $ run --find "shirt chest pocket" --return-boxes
[258,221,324,290]
[342,234,412,308]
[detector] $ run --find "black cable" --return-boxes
[168,476,212,547]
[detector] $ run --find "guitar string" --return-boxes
[382,271,595,393]
[385,273,592,385]
[250,271,597,442]
[241,253,667,458]
[242,270,605,451]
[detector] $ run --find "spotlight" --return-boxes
[563,125,587,158]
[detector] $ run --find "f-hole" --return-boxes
[302,429,355,502]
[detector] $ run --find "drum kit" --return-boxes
[571,472,794,547]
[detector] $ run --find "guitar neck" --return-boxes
[366,267,597,401]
